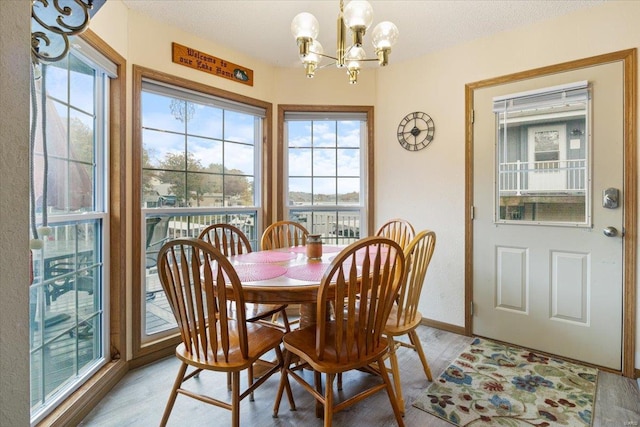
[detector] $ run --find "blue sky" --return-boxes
[141,91,362,197]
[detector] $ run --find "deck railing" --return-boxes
[499,159,586,194]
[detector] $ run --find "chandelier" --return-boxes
[291,0,399,84]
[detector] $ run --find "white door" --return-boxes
[472,62,624,370]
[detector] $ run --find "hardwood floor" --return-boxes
[79,326,640,426]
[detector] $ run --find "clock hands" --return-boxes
[401,127,422,136]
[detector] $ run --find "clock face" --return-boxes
[397,112,435,151]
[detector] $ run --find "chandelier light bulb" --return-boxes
[371,21,399,50]
[305,40,324,63]
[343,1,374,30]
[291,12,320,40]
[303,40,324,78]
[346,46,365,70]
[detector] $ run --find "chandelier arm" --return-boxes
[316,61,338,70]
[316,52,339,62]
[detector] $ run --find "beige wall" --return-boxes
[374,0,640,365]
[0,0,31,425]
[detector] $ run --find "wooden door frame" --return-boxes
[465,49,637,378]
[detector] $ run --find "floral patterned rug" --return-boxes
[413,338,598,426]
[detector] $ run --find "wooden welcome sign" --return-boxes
[172,42,254,86]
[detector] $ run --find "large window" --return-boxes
[29,42,115,423]
[134,68,270,348]
[282,108,373,243]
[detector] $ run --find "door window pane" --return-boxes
[494,83,590,225]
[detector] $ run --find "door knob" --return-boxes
[603,226,618,237]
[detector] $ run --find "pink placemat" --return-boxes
[230,264,287,282]
[289,245,343,254]
[285,263,330,282]
[232,251,297,263]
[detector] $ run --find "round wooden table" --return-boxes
[227,245,345,327]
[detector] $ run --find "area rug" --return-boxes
[412,338,598,426]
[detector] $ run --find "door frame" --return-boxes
[465,49,637,378]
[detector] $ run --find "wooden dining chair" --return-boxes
[198,223,290,332]
[383,229,436,413]
[376,218,416,250]
[260,220,309,326]
[260,220,309,250]
[273,236,406,427]
[198,223,291,395]
[157,238,293,427]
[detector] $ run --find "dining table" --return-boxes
[226,244,347,328]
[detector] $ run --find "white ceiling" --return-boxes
[121,0,605,68]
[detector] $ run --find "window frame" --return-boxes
[29,41,112,425]
[277,105,374,237]
[131,65,273,359]
[34,29,127,427]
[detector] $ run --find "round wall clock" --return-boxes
[397,112,435,151]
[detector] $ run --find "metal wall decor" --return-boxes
[31,0,95,64]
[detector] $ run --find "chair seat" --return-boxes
[283,323,388,374]
[384,308,422,336]
[176,321,284,371]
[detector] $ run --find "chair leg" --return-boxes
[227,372,231,391]
[277,346,296,411]
[271,312,280,325]
[336,372,342,391]
[273,350,296,417]
[377,357,406,427]
[387,335,405,414]
[408,330,417,347]
[280,309,291,332]
[324,373,335,427]
[409,330,433,381]
[248,363,255,401]
[231,371,241,427]
[314,370,323,418]
[160,361,188,427]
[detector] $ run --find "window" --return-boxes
[493,82,590,225]
[29,41,115,423]
[134,68,270,348]
[281,107,373,242]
